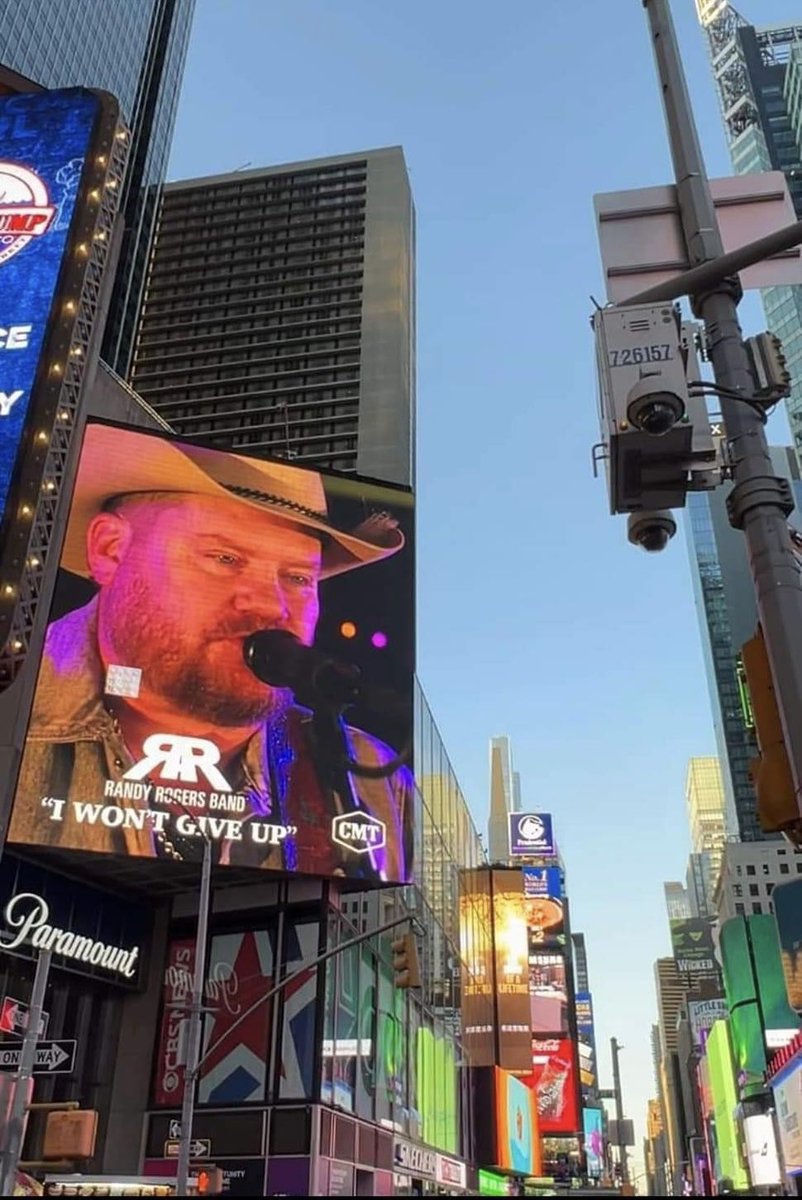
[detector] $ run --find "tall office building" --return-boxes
[664,882,692,921]
[686,758,728,885]
[131,148,415,487]
[572,932,590,994]
[696,3,802,469]
[686,851,715,918]
[685,450,802,840]
[0,0,195,377]
[487,735,515,862]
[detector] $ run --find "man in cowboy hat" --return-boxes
[8,423,413,882]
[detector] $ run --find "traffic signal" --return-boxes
[194,1166,224,1195]
[741,627,802,841]
[746,331,792,398]
[391,931,421,989]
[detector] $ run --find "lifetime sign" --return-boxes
[0,1038,76,1074]
[2,892,140,981]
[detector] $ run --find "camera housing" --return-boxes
[626,376,686,436]
[627,509,677,553]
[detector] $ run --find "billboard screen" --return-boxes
[529,952,568,1035]
[494,1068,542,1176]
[7,421,415,885]
[669,917,717,975]
[773,879,802,1012]
[508,812,554,857]
[459,869,495,1066]
[575,991,597,1092]
[583,1107,603,1178]
[0,89,102,533]
[523,866,564,946]
[492,870,531,1072]
[687,996,728,1048]
[528,1036,581,1134]
[773,1057,802,1176]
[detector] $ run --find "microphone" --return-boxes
[243,629,362,709]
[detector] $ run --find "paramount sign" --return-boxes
[2,892,140,981]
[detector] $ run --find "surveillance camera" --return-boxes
[627,509,677,553]
[626,376,686,436]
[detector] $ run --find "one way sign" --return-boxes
[0,1039,76,1075]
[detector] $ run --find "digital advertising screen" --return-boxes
[575,991,597,1092]
[7,421,415,885]
[494,1068,542,1176]
[527,1037,581,1135]
[583,1107,604,1178]
[0,88,103,534]
[508,812,554,858]
[523,866,564,946]
[459,869,495,1066]
[491,870,532,1072]
[529,952,568,1035]
[772,880,802,1012]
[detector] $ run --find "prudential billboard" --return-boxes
[508,812,554,857]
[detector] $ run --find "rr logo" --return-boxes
[123,735,232,791]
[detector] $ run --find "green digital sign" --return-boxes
[706,1020,749,1191]
[417,1025,458,1153]
[479,1168,510,1195]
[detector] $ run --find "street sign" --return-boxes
[164,1137,211,1160]
[0,997,48,1038]
[595,172,802,302]
[168,1118,182,1139]
[0,1038,76,1074]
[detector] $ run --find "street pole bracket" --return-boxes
[690,273,743,320]
[726,476,795,530]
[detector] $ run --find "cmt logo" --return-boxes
[331,812,386,855]
[123,734,232,791]
[0,163,56,266]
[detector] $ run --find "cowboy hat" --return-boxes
[61,423,405,580]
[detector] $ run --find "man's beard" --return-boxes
[99,574,294,726]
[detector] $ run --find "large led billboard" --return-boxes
[509,812,554,857]
[7,421,415,885]
[575,992,597,1092]
[0,90,104,530]
[459,869,495,1066]
[773,879,802,1011]
[494,1069,541,1176]
[529,952,568,1035]
[492,870,531,1071]
[528,1036,581,1134]
[523,866,564,947]
[583,1108,603,1178]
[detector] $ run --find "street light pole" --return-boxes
[0,949,51,1196]
[642,0,802,821]
[175,836,212,1198]
[610,1037,629,1185]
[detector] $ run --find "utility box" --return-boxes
[43,1109,98,1159]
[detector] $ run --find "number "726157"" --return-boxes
[608,344,673,366]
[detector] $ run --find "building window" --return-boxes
[733,884,743,898]
[735,902,745,915]
[749,883,760,897]
[781,863,790,874]
[746,865,756,876]
[752,902,762,914]
[762,863,771,875]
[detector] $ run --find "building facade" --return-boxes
[664,882,692,921]
[686,851,715,919]
[696,3,802,469]
[686,757,727,886]
[685,450,802,841]
[0,0,195,377]
[130,149,415,487]
[487,736,515,864]
[714,840,802,923]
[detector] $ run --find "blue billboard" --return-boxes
[508,812,554,857]
[576,991,598,1093]
[0,88,100,529]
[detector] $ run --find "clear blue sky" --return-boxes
[167,0,802,1166]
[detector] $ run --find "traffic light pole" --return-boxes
[640,0,802,828]
[610,1038,629,1186]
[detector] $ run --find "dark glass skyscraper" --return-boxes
[696,4,802,468]
[130,148,415,487]
[685,447,802,841]
[0,0,195,377]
